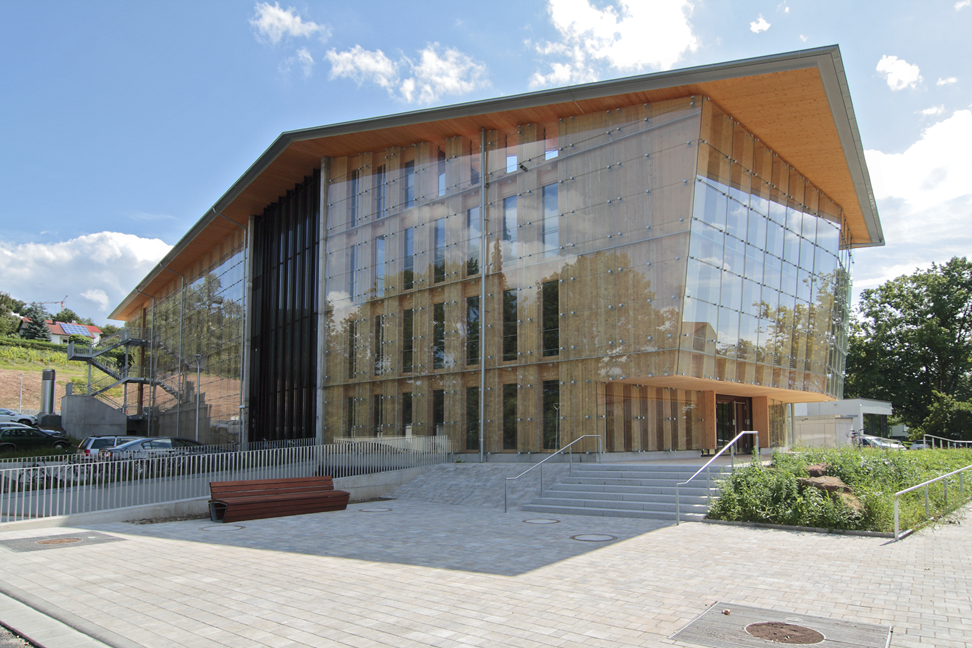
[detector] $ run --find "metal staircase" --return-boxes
[520,463,734,522]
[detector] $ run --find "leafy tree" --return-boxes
[19,302,52,341]
[100,323,123,337]
[0,291,27,336]
[53,307,92,325]
[844,257,972,429]
[916,391,972,441]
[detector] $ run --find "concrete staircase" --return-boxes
[520,463,734,522]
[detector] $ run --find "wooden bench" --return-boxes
[208,476,350,523]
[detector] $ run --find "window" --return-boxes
[373,236,385,297]
[542,281,559,357]
[402,309,413,373]
[437,149,446,197]
[401,392,412,436]
[349,169,359,226]
[347,319,357,378]
[348,244,358,302]
[470,143,480,186]
[375,165,386,219]
[466,206,480,275]
[502,196,517,263]
[466,295,480,365]
[403,160,415,208]
[506,155,517,174]
[433,302,445,369]
[503,383,517,450]
[433,389,445,436]
[373,315,385,375]
[542,380,559,450]
[433,217,446,284]
[503,289,517,361]
[541,183,559,257]
[373,394,383,436]
[466,386,480,451]
[346,396,355,437]
[403,227,414,290]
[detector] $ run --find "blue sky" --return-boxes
[1,0,970,324]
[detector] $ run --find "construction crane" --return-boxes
[38,296,68,312]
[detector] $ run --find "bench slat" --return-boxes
[208,475,349,523]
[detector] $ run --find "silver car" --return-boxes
[76,436,146,460]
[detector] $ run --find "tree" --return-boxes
[100,323,123,337]
[0,291,25,336]
[844,257,972,430]
[19,302,52,341]
[917,391,972,441]
[53,307,92,325]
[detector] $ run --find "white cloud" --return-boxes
[937,77,958,86]
[750,15,771,33]
[281,47,315,77]
[918,105,946,117]
[326,43,488,104]
[876,55,922,91]
[529,0,699,88]
[0,232,171,324]
[957,0,971,9]
[865,110,972,211]
[799,34,808,42]
[250,2,329,44]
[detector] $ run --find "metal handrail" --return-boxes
[893,463,972,540]
[503,434,602,513]
[675,430,759,525]
[922,434,972,449]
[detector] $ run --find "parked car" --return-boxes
[860,435,906,450]
[0,408,37,426]
[0,421,67,438]
[102,437,203,460]
[909,442,930,450]
[76,436,146,460]
[0,425,73,453]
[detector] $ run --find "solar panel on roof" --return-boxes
[61,323,92,337]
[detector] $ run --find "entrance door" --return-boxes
[716,395,753,453]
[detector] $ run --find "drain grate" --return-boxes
[671,603,891,648]
[0,532,122,553]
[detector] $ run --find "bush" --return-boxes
[708,447,972,533]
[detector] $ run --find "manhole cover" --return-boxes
[570,534,616,542]
[200,525,245,531]
[747,621,825,644]
[358,508,392,512]
[0,532,122,553]
[36,538,82,545]
[523,518,560,524]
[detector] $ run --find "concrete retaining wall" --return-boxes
[60,395,126,439]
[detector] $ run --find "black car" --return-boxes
[0,425,73,452]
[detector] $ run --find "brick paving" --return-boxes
[0,493,968,647]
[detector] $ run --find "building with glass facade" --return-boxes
[111,46,883,456]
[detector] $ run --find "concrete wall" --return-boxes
[792,416,855,448]
[60,395,127,439]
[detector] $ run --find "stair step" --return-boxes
[540,490,712,505]
[520,503,706,522]
[550,483,714,496]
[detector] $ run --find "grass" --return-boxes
[707,446,972,534]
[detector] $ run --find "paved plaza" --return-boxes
[0,492,968,647]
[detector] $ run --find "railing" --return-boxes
[922,434,972,449]
[503,435,602,513]
[0,437,452,523]
[893,463,972,540]
[675,430,759,525]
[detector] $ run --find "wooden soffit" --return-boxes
[631,375,837,404]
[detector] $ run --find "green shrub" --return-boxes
[708,447,972,533]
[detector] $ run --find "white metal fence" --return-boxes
[0,436,452,523]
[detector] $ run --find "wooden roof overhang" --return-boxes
[112,45,882,321]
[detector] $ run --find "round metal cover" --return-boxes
[358,508,392,512]
[745,622,824,644]
[523,518,560,524]
[36,538,81,545]
[570,534,616,542]
[200,525,245,531]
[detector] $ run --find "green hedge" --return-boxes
[0,336,69,353]
[708,447,972,533]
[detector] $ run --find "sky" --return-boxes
[1,0,970,325]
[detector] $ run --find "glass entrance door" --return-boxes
[716,395,753,453]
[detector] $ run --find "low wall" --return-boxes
[60,395,126,439]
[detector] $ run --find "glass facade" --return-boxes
[141,229,246,444]
[134,93,854,453]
